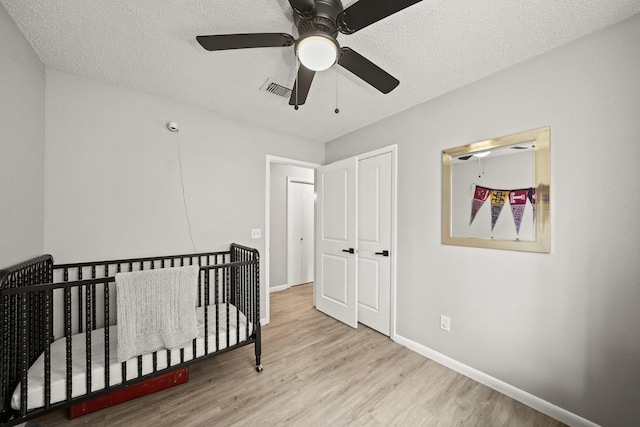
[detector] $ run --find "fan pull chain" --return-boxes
[335,66,340,114]
[292,21,299,111]
[294,64,299,110]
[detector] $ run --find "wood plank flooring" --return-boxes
[28,284,565,426]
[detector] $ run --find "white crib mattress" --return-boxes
[12,304,252,411]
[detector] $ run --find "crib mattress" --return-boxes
[11,304,252,411]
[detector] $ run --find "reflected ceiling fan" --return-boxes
[196,0,423,109]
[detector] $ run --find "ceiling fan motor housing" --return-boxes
[294,0,344,37]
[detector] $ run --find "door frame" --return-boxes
[265,155,320,325]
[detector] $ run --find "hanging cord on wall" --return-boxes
[172,125,197,253]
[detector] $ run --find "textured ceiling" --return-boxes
[2,0,639,142]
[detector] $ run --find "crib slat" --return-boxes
[65,287,73,403]
[104,282,110,389]
[121,360,127,384]
[27,270,36,368]
[19,292,28,416]
[215,267,220,352]
[225,267,230,350]
[78,269,83,334]
[197,266,202,308]
[236,262,241,345]
[85,285,93,398]
[91,266,97,330]
[204,269,210,355]
[44,290,52,409]
[243,250,248,334]
[1,293,7,412]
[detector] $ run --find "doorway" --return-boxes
[287,179,314,287]
[265,156,320,325]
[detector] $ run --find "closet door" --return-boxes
[314,157,358,328]
[357,152,392,336]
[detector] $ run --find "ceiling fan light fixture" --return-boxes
[473,151,492,158]
[296,33,338,71]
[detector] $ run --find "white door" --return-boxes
[315,157,358,328]
[287,180,314,286]
[357,153,392,336]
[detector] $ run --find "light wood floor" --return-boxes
[29,284,565,426]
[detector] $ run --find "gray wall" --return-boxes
[326,14,640,427]
[43,70,325,318]
[269,163,315,289]
[0,4,45,269]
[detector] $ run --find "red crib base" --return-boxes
[68,368,189,419]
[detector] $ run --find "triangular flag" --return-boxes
[528,188,537,222]
[470,185,491,225]
[490,190,509,230]
[509,189,529,234]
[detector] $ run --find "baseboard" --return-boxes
[394,334,600,427]
[269,284,290,293]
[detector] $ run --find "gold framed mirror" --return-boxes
[442,127,550,253]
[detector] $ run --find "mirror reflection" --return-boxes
[451,142,535,241]
[442,127,550,253]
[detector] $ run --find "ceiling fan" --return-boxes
[196,0,423,109]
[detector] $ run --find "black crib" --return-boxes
[0,244,261,426]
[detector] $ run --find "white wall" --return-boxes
[43,70,324,315]
[269,163,315,289]
[325,14,640,427]
[0,4,45,269]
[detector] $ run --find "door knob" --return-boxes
[374,250,389,257]
[342,248,355,254]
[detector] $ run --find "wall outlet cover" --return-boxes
[440,315,451,332]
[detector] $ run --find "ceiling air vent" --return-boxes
[260,78,292,99]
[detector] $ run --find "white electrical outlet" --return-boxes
[251,228,261,239]
[440,315,451,332]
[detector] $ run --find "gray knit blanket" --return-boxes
[115,265,200,363]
